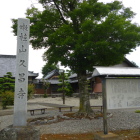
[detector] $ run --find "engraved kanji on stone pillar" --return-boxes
[13,18,30,126]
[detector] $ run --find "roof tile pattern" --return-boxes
[0,55,38,77]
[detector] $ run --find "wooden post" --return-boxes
[102,77,108,134]
[62,71,65,104]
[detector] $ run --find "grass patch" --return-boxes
[135,110,140,113]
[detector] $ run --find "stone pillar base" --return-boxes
[94,132,120,140]
[0,125,40,140]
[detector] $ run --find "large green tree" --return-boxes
[12,0,140,116]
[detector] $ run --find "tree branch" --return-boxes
[60,0,69,13]
[53,0,68,24]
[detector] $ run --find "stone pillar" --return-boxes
[13,18,30,126]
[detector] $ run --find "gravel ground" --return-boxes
[1,97,140,134]
[0,110,63,131]
[36,108,140,134]
[1,108,140,134]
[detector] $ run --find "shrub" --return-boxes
[0,91,14,109]
[28,84,35,99]
[0,72,15,94]
[135,110,140,113]
[57,71,73,97]
[43,93,48,98]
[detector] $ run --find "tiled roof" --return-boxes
[0,54,38,77]
[92,67,140,77]
[69,58,137,79]
[69,73,77,79]
[44,69,59,79]
[48,79,61,84]
[0,55,16,77]
[28,71,38,77]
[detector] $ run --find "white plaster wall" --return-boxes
[106,78,140,109]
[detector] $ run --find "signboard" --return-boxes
[106,78,140,109]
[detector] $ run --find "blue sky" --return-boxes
[0,0,140,78]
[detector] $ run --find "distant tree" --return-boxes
[58,70,73,104]
[42,78,50,97]
[42,63,59,77]
[12,0,140,116]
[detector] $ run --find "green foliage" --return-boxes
[0,91,14,109]
[42,63,59,77]
[42,79,50,97]
[135,110,140,113]
[42,80,50,90]
[58,71,73,97]
[42,78,50,95]
[28,84,35,99]
[0,72,15,109]
[11,0,140,73]
[43,93,48,98]
[65,83,73,97]
[87,80,92,92]
[0,72,15,96]
[13,0,140,74]
[0,72,15,94]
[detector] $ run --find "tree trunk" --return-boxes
[77,71,93,115]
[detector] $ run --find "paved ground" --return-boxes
[0,97,102,131]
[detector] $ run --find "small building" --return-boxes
[66,58,138,97]
[93,58,138,95]
[92,67,140,109]
[34,69,62,95]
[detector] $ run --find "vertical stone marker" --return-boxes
[0,18,40,140]
[13,18,30,126]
